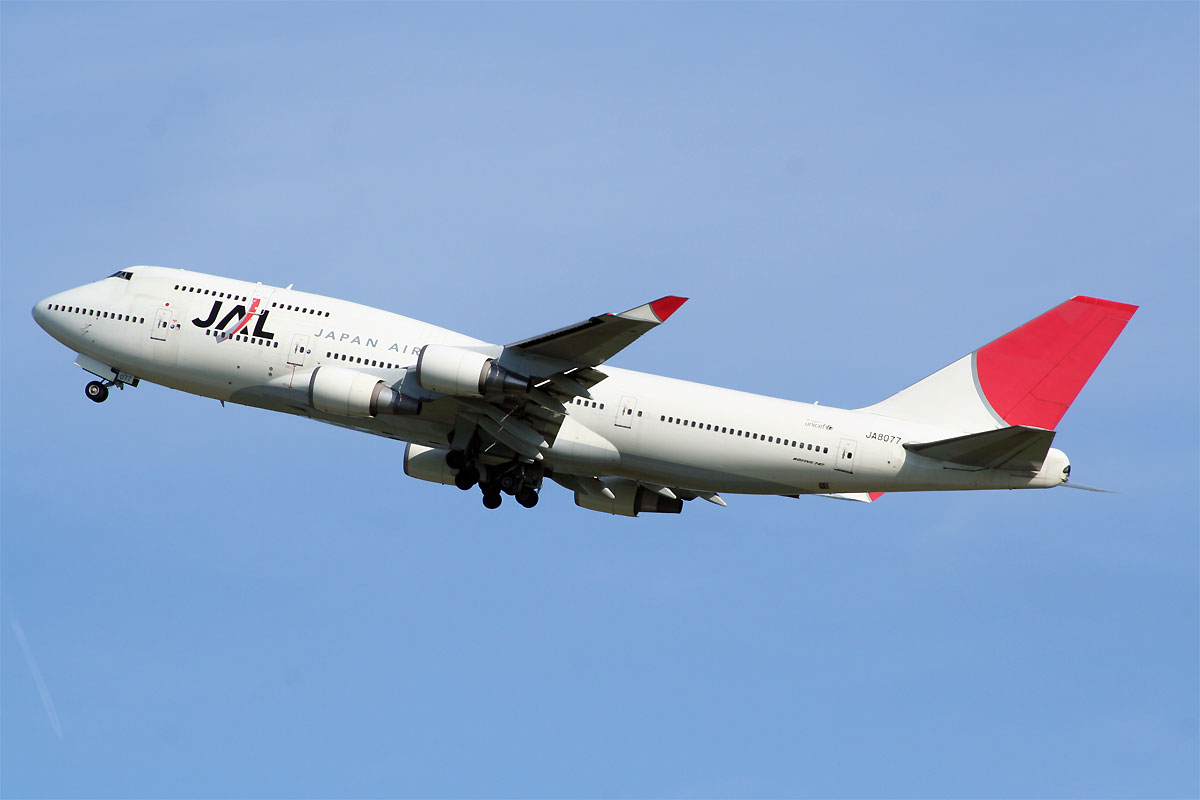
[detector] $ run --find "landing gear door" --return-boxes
[835,438,857,474]
[151,307,172,341]
[288,334,309,367]
[615,395,638,429]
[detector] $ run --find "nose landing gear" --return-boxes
[85,381,110,403]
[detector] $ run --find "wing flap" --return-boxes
[904,425,1055,472]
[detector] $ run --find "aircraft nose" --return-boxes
[31,296,51,329]
[32,290,73,334]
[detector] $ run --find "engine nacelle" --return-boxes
[574,480,684,517]
[416,344,528,397]
[403,444,457,486]
[307,366,421,418]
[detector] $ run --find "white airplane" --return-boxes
[33,266,1137,515]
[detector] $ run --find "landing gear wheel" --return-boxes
[499,472,520,494]
[445,450,466,470]
[516,487,539,508]
[454,466,479,491]
[482,490,502,510]
[85,381,109,403]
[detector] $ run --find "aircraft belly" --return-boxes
[611,451,796,494]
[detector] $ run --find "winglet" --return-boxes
[649,296,688,322]
[817,491,884,503]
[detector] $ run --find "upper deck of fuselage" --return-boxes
[35,265,487,350]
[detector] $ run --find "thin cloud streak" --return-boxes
[11,619,64,739]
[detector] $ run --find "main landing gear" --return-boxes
[85,380,110,403]
[445,448,542,510]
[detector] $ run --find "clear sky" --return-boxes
[2,2,1197,797]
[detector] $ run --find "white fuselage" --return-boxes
[33,266,1069,498]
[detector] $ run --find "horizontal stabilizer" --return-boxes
[904,425,1055,472]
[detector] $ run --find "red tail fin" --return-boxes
[976,296,1138,429]
[862,296,1137,432]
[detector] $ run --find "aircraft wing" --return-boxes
[507,296,688,368]
[405,296,689,467]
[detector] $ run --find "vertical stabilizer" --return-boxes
[860,296,1137,432]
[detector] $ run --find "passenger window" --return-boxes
[823,447,829,454]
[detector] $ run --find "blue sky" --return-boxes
[2,2,1196,797]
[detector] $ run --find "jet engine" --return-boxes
[402,443,457,486]
[416,344,528,397]
[574,479,684,517]
[307,366,421,418]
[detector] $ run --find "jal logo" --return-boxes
[192,298,276,340]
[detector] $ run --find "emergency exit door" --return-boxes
[288,334,309,367]
[151,307,172,341]
[615,395,638,429]
[835,438,857,474]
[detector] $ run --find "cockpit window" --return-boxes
[108,270,133,280]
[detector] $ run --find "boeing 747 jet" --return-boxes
[33,267,1136,515]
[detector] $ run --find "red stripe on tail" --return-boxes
[975,296,1137,430]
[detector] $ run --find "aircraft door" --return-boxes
[615,395,638,429]
[151,307,172,341]
[288,334,309,367]
[835,438,857,474]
